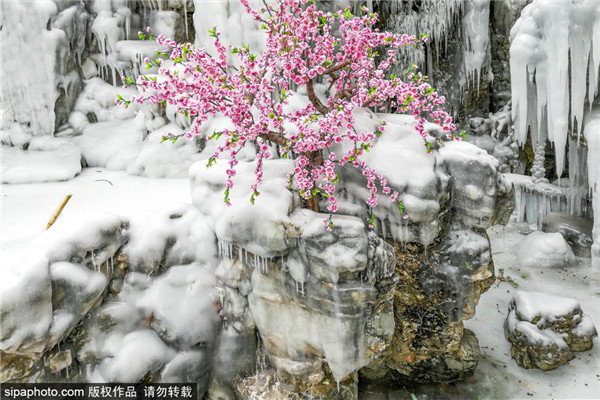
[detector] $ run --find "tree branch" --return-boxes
[306,78,330,115]
[259,131,288,147]
[322,59,352,75]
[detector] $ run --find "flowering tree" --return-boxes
[118,0,457,226]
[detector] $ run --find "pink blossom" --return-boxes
[123,0,455,227]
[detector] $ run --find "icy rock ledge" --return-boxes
[504,291,598,371]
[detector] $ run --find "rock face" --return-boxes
[360,229,496,383]
[504,291,598,371]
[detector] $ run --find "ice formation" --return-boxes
[379,0,463,69]
[510,0,600,177]
[461,0,490,90]
[585,106,600,268]
[1,1,88,138]
[509,0,600,267]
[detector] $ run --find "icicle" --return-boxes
[91,250,97,271]
[110,256,114,275]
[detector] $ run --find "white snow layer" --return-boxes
[511,290,581,326]
[1,146,81,184]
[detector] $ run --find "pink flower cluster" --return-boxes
[122,0,456,227]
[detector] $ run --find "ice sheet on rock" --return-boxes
[127,124,203,178]
[160,350,211,385]
[150,11,186,43]
[30,212,126,266]
[334,112,449,245]
[516,231,576,269]
[299,213,368,283]
[381,0,463,71]
[98,329,176,383]
[75,119,143,170]
[136,263,220,349]
[1,145,81,184]
[0,250,52,354]
[125,203,216,274]
[360,113,439,198]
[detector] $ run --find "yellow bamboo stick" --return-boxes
[46,194,73,230]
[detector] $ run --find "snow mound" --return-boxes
[516,231,576,269]
[1,145,81,184]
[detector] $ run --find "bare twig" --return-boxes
[46,194,72,230]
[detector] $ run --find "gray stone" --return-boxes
[361,229,495,384]
[46,350,72,374]
[301,215,369,283]
[441,141,515,230]
[542,212,594,257]
[246,216,396,391]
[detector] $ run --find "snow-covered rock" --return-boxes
[46,262,108,349]
[30,212,128,271]
[542,212,594,257]
[1,251,53,354]
[516,231,576,269]
[136,263,221,350]
[504,291,597,371]
[124,203,216,275]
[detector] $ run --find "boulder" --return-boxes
[362,229,495,383]
[504,291,597,370]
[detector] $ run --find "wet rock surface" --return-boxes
[360,228,495,384]
[504,291,598,370]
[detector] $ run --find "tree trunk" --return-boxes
[305,195,320,212]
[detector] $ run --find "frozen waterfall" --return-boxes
[510,0,600,268]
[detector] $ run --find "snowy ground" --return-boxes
[1,169,599,400]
